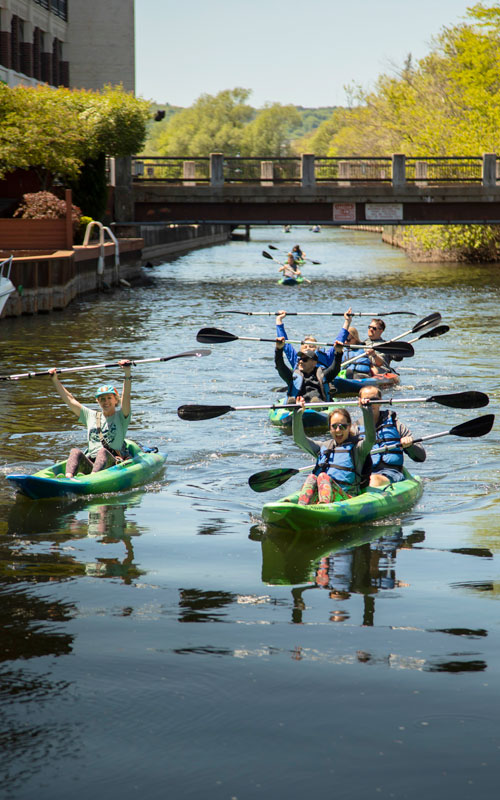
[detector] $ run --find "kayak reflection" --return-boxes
[4,491,146,584]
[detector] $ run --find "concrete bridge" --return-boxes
[113,153,500,226]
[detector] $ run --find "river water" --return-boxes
[0,227,499,799]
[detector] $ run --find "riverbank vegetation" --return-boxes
[0,84,150,219]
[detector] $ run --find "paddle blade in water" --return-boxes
[177,404,234,420]
[450,414,495,438]
[429,391,489,409]
[248,467,299,493]
[412,312,442,332]
[196,327,238,344]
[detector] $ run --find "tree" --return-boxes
[153,88,254,156]
[241,103,301,157]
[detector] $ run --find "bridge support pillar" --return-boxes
[392,154,406,188]
[301,154,316,187]
[210,153,224,187]
[183,160,196,186]
[482,153,497,187]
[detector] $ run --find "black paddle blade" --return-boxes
[450,414,495,438]
[177,404,234,420]
[412,312,442,332]
[429,391,489,409]
[268,244,279,250]
[419,325,450,339]
[375,341,414,357]
[196,327,238,344]
[248,467,299,493]
[262,250,274,260]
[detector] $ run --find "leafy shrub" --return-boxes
[14,191,82,232]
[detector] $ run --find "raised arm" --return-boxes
[119,359,132,418]
[292,399,321,459]
[49,369,83,418]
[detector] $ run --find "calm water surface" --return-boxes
[1,227,499,799]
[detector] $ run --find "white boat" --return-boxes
[0,256,15,315]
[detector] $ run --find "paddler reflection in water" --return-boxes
[292,394,376,505]
[48,360,132,478]
[358,385,426,487]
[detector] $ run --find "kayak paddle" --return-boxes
[268,244,321,265]
[341,311,441,368]
[178,391,489,421]
[248,414,495,493]
[216,310,418,317]
[196,327,414,358]
[0,349,212,382]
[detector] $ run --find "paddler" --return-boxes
[275,307,351,369]
[278,252,302,282]
[48,360,132,478]
[274,338,344,404]
[291,244,305,263]
[341,325,377,379]
[292,394,375,504]
[364,318,400,373]
[358,385,426,486]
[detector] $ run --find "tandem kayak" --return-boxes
[332,369,400,396]
[268,397,336,432]
[278,276,304,286]
[261,468,423,532]
[6,440,166,500]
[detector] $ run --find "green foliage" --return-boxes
[241,104,301,156]
[0,84,151,185]
[69,153,108,221]
[153,88,254,156]
[402,224,500,261]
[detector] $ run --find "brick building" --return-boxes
[0,0,135,92]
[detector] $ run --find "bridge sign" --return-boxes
[365,203,404,221]
[333,202,356,222]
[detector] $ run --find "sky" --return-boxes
[135,0,478,108]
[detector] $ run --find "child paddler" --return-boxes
[278,253,302,281]
[48,360,132,478]
[276,307,351,369]
[292,394,376,505]
[358,385,426,487]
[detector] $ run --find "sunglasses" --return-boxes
[367,325,380,331]
[330,422,349,431]
[298,355,315,362]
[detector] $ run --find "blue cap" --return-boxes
[95,384,119,399]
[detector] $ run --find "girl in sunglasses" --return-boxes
[292,395,375,505]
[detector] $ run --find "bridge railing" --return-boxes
[131,153,497,187]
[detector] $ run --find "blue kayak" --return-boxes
[333,370,400,396]
[6,440,166,500]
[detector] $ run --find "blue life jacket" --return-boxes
[314,439,357,487]
[290,366,330,401]
[360,409,404,470]
[342,347,372,375]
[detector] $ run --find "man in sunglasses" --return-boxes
[275,338,344,403]
[358,385,426,486]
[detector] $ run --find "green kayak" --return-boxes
[261,468,423,532]
[6,440,166,500]
[268,397,337,432]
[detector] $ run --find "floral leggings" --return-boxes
[65,447,115,478]
[298,473,350,505]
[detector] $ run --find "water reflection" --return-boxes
[3,491,146,584]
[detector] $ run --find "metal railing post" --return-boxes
[301,154,316,187]
[210,153,224,187]
[482,153,496,187]
[392,154,406,188]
